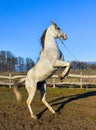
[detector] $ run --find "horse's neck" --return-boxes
[44,32,58,50]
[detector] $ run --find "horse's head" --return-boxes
[50,21,67,40]
[40,21,67,50]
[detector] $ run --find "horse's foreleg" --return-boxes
[39,82,55,114]
[53,60,70,79]
[60,64,70,79]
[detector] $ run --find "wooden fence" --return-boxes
[47,73,96,88]
[0,73,96,88]
[0,74,26,88]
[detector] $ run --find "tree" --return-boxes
[16,57,25,72]
[25,58,35,71]
[71,61,88,70]
[0,50,35,72]
[89,64,96,69]
[6,51,17,72]
[0,50,16,72]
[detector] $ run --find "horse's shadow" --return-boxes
[37,91,96,119]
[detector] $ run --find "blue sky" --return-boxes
[0,0,96,62]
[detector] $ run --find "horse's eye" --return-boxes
[57,27,59,29]
[56,27,60,30]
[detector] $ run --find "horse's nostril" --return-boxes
[64,34,67,40]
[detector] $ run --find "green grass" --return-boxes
[0,87,95,105]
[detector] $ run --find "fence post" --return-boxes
[53,78,55,88]
[80,72,83,88]
[9,72,12,88]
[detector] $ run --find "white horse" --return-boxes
[14,22,70,119]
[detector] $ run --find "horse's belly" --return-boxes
[37,68,56,81]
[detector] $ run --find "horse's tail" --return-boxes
[13,78,26,102]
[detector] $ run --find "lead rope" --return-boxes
[50,26,88,69]
[60,39,89,69]
[60,39,78,61]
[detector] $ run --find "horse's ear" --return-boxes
[51,21,55,25]
[51,21,57,28]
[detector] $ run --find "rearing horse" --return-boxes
[14,22,70,119]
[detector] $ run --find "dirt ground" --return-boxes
[0,87,96,130]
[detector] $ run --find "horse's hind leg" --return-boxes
[25,80,37,119]
[38,81,55,114]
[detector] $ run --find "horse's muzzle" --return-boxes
[63,34,67,40]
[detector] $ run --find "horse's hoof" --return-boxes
[31,115,38,120]
[51,110,55,114]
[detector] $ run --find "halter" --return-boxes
[50,26,65,39]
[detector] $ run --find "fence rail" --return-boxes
[0,73,96,88]
[47,73,96,88]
